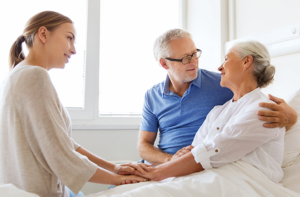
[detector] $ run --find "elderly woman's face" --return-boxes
[218,49,244,89]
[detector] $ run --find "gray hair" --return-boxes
[231,41,275,88]
[153,28,192,62]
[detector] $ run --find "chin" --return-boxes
[220,80,226,87]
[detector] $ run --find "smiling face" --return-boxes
[218,49,245,89]
[45,23,76,69]
[163,36,198,83]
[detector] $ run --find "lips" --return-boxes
[187,67,197,71]
[65,54,70,63]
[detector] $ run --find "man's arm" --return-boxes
[138,130,173,165]
[258,94,298,131]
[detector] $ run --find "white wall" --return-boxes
[234,0,300,100]
[186,0,228,72]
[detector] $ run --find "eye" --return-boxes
[68,37,73,41]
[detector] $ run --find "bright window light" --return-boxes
[99,0,181,115]
[0,0,87,108]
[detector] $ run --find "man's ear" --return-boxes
[159,58,169,70]
[37,26,48,44]
[243,55,253,71]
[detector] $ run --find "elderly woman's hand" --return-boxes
[171,145,194,161]
[257,94,298,131]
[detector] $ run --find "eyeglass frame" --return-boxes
[164,49,202,65]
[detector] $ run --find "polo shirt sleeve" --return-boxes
[140,91,159,132]
[191,109,284,170]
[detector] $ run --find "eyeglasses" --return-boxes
[165,49,202,65]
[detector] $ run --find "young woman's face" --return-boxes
[46,23,76,69]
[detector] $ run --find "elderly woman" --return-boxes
[133,41,285,184]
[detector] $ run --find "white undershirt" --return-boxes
[191,88,285,183]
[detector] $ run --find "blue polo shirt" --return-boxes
[140,69,233,155]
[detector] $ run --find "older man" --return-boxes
[138,29,298,166]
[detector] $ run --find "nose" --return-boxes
[189,55,198,64]
[218,63,223,72]
[70,44,76,55]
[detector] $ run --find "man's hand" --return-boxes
[258,94,298,131]
[171,145,194,161]
[114,163,154,175]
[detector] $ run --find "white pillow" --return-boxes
[282,89,300,168]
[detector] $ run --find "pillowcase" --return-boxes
[282,89,300,168]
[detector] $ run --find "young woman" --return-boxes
[0,11,150,197]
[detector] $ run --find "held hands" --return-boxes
[114,162,154,185]
[258,94,298,131]
[114,162,154,175]
[171,145,194,161]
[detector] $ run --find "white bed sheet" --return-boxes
[281,154,300,194]
[85,159,300,197]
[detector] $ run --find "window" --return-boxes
[0,0,186,122]
[99,0,182,115]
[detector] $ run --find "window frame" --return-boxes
[69,0,187,127]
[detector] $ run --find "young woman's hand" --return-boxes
[115,174,148,186]
[171,145,194,161]
[114,163,154,175]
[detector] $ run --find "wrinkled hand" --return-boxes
[171,145,194,161]
[258,94,298,131]
[128,167,164,183]
[114,162,154,175]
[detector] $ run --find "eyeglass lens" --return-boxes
[182,51,201,64]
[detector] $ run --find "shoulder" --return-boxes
[199,69,221,83]
[234,90,275,123]
[11,65,51,89]
[197,69,233,100]
[144,80,164,98]
[245,91,274,113]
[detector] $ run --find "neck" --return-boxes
[18,48,50,70]
[231,79,258,101]
[168,76,192,97]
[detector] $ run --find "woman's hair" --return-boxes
[232,41,275,88]
[9,11,73,70]
[153,28,192,63]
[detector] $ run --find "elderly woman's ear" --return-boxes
[243,55,254,71]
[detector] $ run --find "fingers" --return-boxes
[121,163,154,174]
[258,102,280,111]
[257,110,279,118]
[184,145,194,151]
[268,94,285,104]
[263,122,282,128]
[128,175,148,183]
[139,163,154,172]
[258,116,281,124]
[120,175,148,185]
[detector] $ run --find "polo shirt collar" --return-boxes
[162,69,202,96]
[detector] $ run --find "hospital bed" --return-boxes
[1,90,300,197]
[85,89,300,197]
